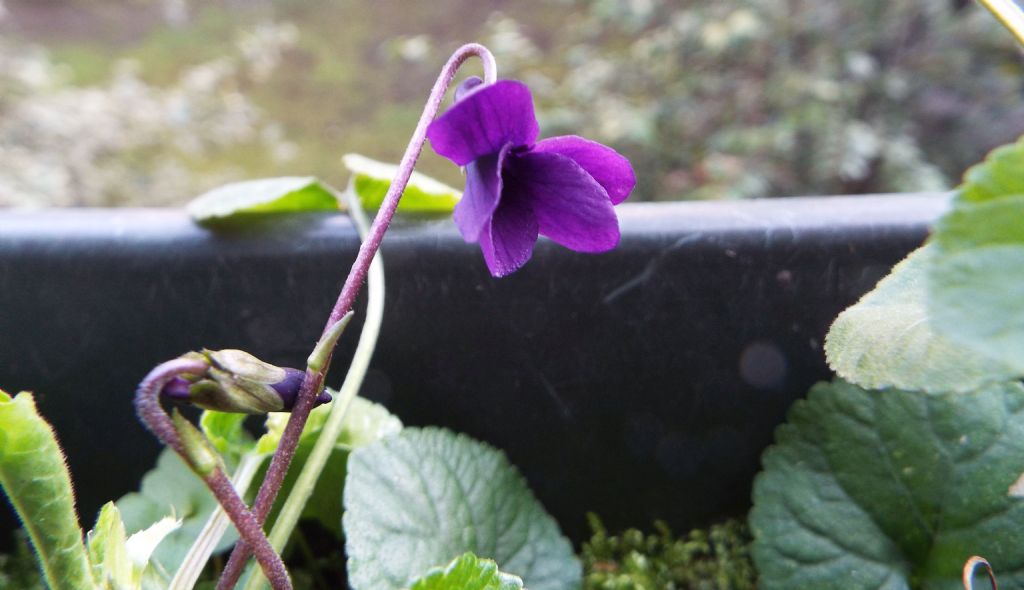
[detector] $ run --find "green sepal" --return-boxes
[178,349,287,414]
[307,311,354,373]
[172,410,224,477]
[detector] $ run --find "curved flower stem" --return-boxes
[963,556,998,590]
[134,359,292,590]
[215,42,496,590]
[977,0,1024,47]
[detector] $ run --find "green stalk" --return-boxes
[977,0,1024,47]
[242,186,385,590]
[169,451,265,590]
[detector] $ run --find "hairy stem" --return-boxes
[241,186,385,590]
[169,452,264,590]
[216,42,496,589]
[134,359,292,590]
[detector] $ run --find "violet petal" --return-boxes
[271,367,331,410]
[479,197,538,277]
[161,377,193,402]
[426,80,539,166]
[453,142,511,242]
[533,135,636,204]
[504,150,620,253]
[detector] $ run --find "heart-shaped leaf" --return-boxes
[407,552,524,590]
[929,137,1024,376]
[343,153,460,212]
[187,177,340,225]
[750,378,1024,590]
[825,245,1015,393]
[343,427,580,590]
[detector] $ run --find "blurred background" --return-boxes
[1,0,1023,207]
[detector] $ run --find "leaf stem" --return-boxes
[977,0,1024,47]
[215,42,496,589]
[240,186,386,590]
[134,359,292,590]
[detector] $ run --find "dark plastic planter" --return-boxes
[0,194,947,543]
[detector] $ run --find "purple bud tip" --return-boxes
[271,368,331,411]
[161,377,193,402]
[455,76,483,102]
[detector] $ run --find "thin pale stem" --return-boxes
[216,42,495,590]
[240,186,385,590]
[977,0,1024,47]
[134,360,292,590]
[963,556,998,590]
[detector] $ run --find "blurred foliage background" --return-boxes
[1,0,1023,207]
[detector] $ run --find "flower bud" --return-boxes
[160,349,331,414]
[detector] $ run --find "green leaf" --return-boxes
[200,411,254,464]
[260,395,402,537]
[824,245,1015,393]
[929,137,1024,375]
[344,427,580,590]
[187,177,341,225]
[87,503,132,589]
[0,390,95,590]
[750,378,1024,590]
[343,153,460,212]
[116,449,237,578]
[408,552,524,590]
[87,502,180,590]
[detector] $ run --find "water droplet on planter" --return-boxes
[739,341,787,390]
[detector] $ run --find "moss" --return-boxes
[581,514,756,590]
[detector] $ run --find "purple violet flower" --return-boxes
[427,77,636,277]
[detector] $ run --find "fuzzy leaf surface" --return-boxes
[408,552,524,590]
[750,379,1024,590]
[0,390,94,590]
[343,153,460,212]
[344,427,580,590]
[187,176,340,224]
[825,245,1014,393]
[929,138,1024,374]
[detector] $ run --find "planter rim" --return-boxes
[0,192,951,241]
